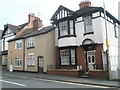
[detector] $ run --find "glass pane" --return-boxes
[71,57,75,65]
[88,56,91,63]
[92,56,95,63]
[70,20,74,35]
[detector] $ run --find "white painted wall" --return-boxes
[0,30,2,52]
[76,17,104,45]
[101,17,119,71]
[2,35,15,51]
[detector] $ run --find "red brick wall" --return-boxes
[47,70,79,77]
[95,44,103,70]
[76,47,87,72]
[89,71,108,79]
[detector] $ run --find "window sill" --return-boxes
[27,65,35,67]
[14,66,22,67]
[58,35,76,39]
[15,48,22,50]
[84,32,94,36]
[27,47,35,49]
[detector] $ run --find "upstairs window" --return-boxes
[114,24,118,38]
[83,15,93,34]
[59,20,75,37]
[27,37,35,48]
[59,21,68,36]
[15,40,22,49]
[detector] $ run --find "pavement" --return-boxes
[2,70,120,88]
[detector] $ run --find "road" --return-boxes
[1,74,113,88]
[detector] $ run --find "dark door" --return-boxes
[38,56,44,73]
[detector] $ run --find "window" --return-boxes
[27,53,35,66]
[59,21,68,36]
[114,24,118,38]
[83,15,93,34]
[59,20,75,37]
[14,57,22,67]
[60,48,76,65]
[27,37,35,48]
[15,40,22,49]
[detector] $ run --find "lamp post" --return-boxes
[103,0,111,80]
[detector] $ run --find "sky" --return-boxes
[0,0,120,30]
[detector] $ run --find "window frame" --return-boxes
[27,53,35,67]
[58,19,76,38]
[15,40,22,49]
[83,15,93,35]
[27,37,35,48]
[60,48,76,66]
[14,57,22,67]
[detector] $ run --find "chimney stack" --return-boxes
[79,0,91,9]
[28,13,36,23]
[33,17,43,31]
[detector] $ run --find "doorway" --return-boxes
[87,50,96,70]
[38,56,44,73]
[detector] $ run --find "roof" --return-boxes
[8,28,34,42]
[1,24,19,38]
[50,5,74,21]
[74,6,120,24]
[8,26,55,42]
[51,5,120,24]
[24,26,55,38]
[17,23,29,30]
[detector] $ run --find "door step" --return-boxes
[80,72,90,78]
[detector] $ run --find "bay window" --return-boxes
[60,48,76,65]
[59,20,75,37]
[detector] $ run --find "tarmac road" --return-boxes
[1,74,112,88]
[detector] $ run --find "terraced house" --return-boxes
[7,15,43,71]
[48,0,120,79]
[1,13,39,66]
[7,16,56,73]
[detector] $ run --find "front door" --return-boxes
[87,50,95,70]
[38,56,44,73]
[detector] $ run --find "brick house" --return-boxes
[48,0,120,79]
[1,13,39,66]
[7,15,43,71]
[7,15,56,73]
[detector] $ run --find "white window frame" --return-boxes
[15,40,22,49]
[27,53,35,66]
[27,37,35,48]
[14,57,22,67]
[84,15,93,33]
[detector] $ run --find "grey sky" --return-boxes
[0,0,119,30]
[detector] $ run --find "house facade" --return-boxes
[1,13,39,66]
[49,1,120,79]
[24,26,55,73]
[7,16,42,71]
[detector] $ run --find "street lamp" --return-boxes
[103,0,111,80]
